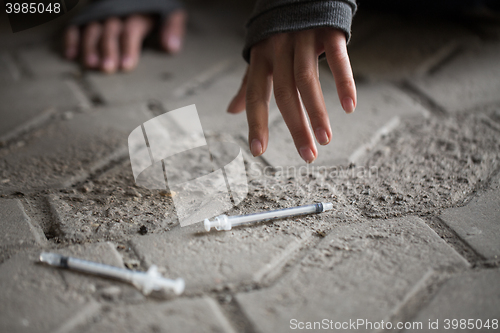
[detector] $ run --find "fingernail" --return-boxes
[342,97,355,113]
[87,54,98,67]
[250,139,263,157]
[299,147,315,164]
[103,59,115,72]
[315,128,330,145]
[122,56,134,70]
[168,36,181,52]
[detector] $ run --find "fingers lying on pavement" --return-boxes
[121,14,153,71]
[161,10,187,54]
[100,17,122,73]
[64,26,80,60]
[82,21,102,68]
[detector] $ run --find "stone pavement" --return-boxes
[1,2,500,333]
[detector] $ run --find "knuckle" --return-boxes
[287,123,306,142]
[273,85,294,105]
[85,22,101,36]
[122,23,135,38]
[294,67,316,87]
[329,45,348,63]
[104,17,122,34]
[171,10,187,22]
[245,87,263,107]
[308,112,327,127]
[248,122,266,136]
[336,77,355,90]
[247,117,267,136]
[124,15,144,31]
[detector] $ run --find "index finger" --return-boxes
[245,49,273,157]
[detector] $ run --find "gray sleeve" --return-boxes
[243,0,357,62]
[70,0,182,26]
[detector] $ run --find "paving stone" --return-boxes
[439,172,500,260]
[162,61,256,137]
[0,79,84,142]
[412,43,500,112]
[0,250,100,333]
[47,191,176,243]
[0,103,152,193]
[349,16,475,80]
[0,199,45,248]
[261,75,428,167]
[18,45,80,77]
[78,296,235,333]
[404,269,500,333]
[235,216,468,333]
[0,51,21,83]
[85,26,242,105]
[130,223,312,292]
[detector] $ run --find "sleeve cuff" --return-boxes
[70,0,182,26]
[243,0,356,63]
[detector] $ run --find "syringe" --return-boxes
[204,202,333,232]
[39,252,184,295]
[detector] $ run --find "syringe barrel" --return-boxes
[228,202,328,227]
[67,257,133,281]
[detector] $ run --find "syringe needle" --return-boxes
[204,202,333,232]
[39,252,184,295]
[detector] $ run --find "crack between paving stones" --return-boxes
[216,295,257,333]
[76,74,106,107]
[173,58,240,98]
[252,234,314,285]
[424,164,500,270]
[0,52,22,81]
[64,78,93,110]
[18,198,47,245]
[13,195,61,243]
[0,106,57,145]
[424,42,464,76]
[423,216,486,267]
[349,116,401,165]
[53,300,101,333]
[377,269,449,333]
[440,162,500,212]
[247,232,330,292]
[396,80,448,117]
[11,50,34,79]
[479,113,500,133]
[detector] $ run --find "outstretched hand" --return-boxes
[228,28,356,163]
[64,10,186,73]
